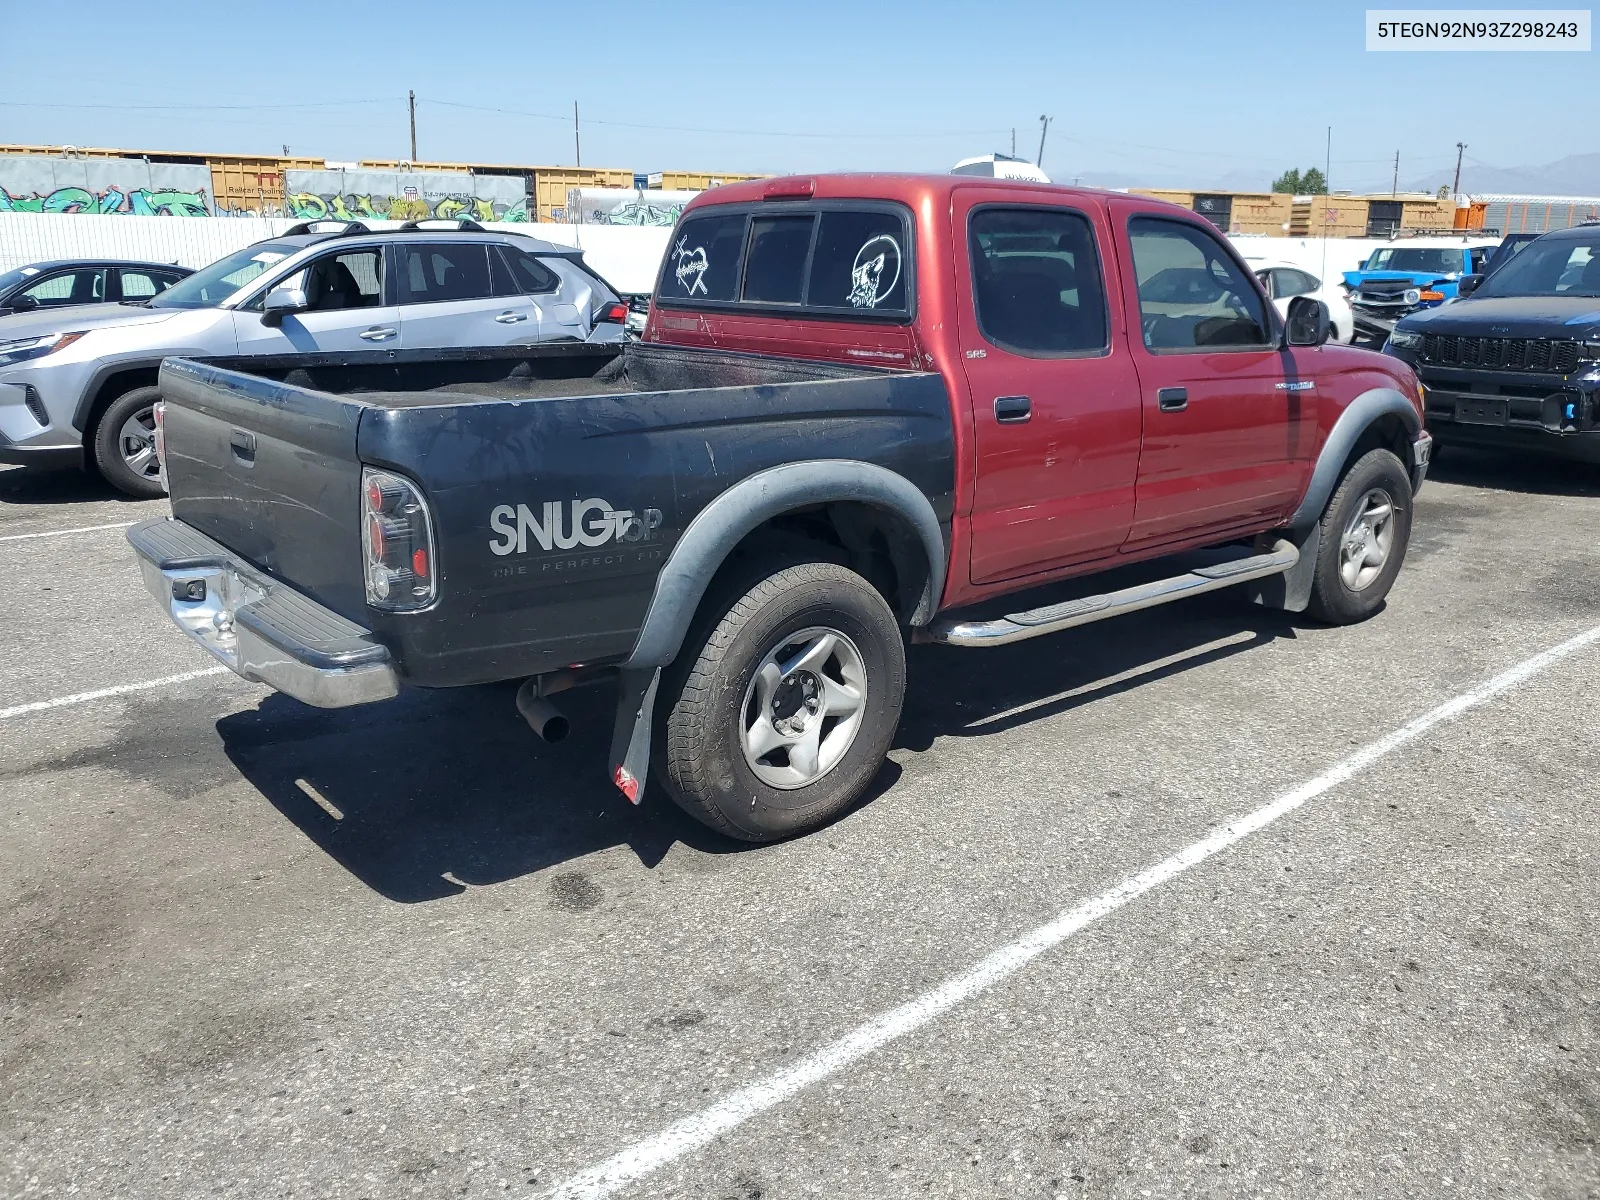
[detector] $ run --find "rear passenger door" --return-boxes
[496,243,587,342]
[1110,206,1313,547]
[115,268,185,302]
[396,241,566,348]
[954,194,1144,583]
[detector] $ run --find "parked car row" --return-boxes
[0,219,627,496]
[1385,222,1600,463]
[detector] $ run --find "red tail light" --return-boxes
[361,467,437,611]
[600,301,629,323]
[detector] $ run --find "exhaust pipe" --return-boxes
[516,679,570,743]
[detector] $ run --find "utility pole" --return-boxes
[1321,125,1332,283]
[1452,142,1466,196]
[574,101,582,168]
[1010,128,1016,157]
[408,91,417,162]
[1036,114,1052,168]
[1392,149,1399,196]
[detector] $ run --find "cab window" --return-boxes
[659,212,748,303]
[1129,217,1271,350]
[657,204,912,317]
[968,207,1108,355]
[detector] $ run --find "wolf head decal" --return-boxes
[847,235,901,308]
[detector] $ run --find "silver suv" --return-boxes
[0,220,627,497]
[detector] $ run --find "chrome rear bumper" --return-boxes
[128,518,399,708]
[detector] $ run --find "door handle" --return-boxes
[495,311,529,324]
[359,326,397,341]
[1157,387,1188,412]
[994,395,1032,423]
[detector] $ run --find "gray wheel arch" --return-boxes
[1288,387,1421,534]
[621,459,947,672]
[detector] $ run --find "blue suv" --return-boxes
[1343,242,1494,343]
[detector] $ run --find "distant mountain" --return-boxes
[1405,153,1600,198]
[1049,154,1600,198]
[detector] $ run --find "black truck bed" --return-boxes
[157,340,956,687]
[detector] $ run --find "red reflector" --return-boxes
[613,764,641,804]
[366,478,384,512]
[412,547,429,578]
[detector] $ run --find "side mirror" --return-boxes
[8,294,39,313]
[1284,295,1330,348]
[260,284,308,327]
[1457,273,1484,299]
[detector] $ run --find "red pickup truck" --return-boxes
[132,173,1429,843]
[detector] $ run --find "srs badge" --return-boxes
[489,499,664,556]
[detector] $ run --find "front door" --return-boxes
[956,195,1144,585]
[233,246,400,353]
[1110,205,1314,548]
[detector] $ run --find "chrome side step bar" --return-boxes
[922,540,1300,648]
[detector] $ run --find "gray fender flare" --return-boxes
[1287,387,1420,535]
[623,459,946,671]
[608,459,946,804]
[1251,387,1420,613]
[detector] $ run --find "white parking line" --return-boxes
[0,520,139,543]
[545,622,1600,1200]
[0,667,232,722]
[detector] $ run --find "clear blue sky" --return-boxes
[0,0,1588,191]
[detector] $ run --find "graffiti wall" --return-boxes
[565,188,699,226]
[0,155,213,216]
[282,170,528,223]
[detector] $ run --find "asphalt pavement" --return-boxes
[2,449,1597,1200]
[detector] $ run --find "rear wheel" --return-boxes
[656,557,906,842]
[1306,448,1412,624]
[91,385,165,498]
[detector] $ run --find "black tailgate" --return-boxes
[159,357,368,622]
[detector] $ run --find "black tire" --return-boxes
[656,557,906,842]
[91,385,166,498]
[1306,447,1413,624]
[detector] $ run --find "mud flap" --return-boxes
[607,667,660,804]
[1246,525,1321,613]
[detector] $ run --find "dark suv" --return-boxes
[0,259,191,315]
[1385,225,1600,463]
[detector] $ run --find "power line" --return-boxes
[416,97,1010,141]
[0,98,395,113]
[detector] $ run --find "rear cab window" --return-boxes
[656,202,913,320]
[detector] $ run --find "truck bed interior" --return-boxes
[210,342,904,410]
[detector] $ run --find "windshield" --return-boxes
[1363,248,1462,276]
[1479,234,1600,298]
[147,243,297,309]
[0,266,36,295]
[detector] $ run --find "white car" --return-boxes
[1247,259,1354,344]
